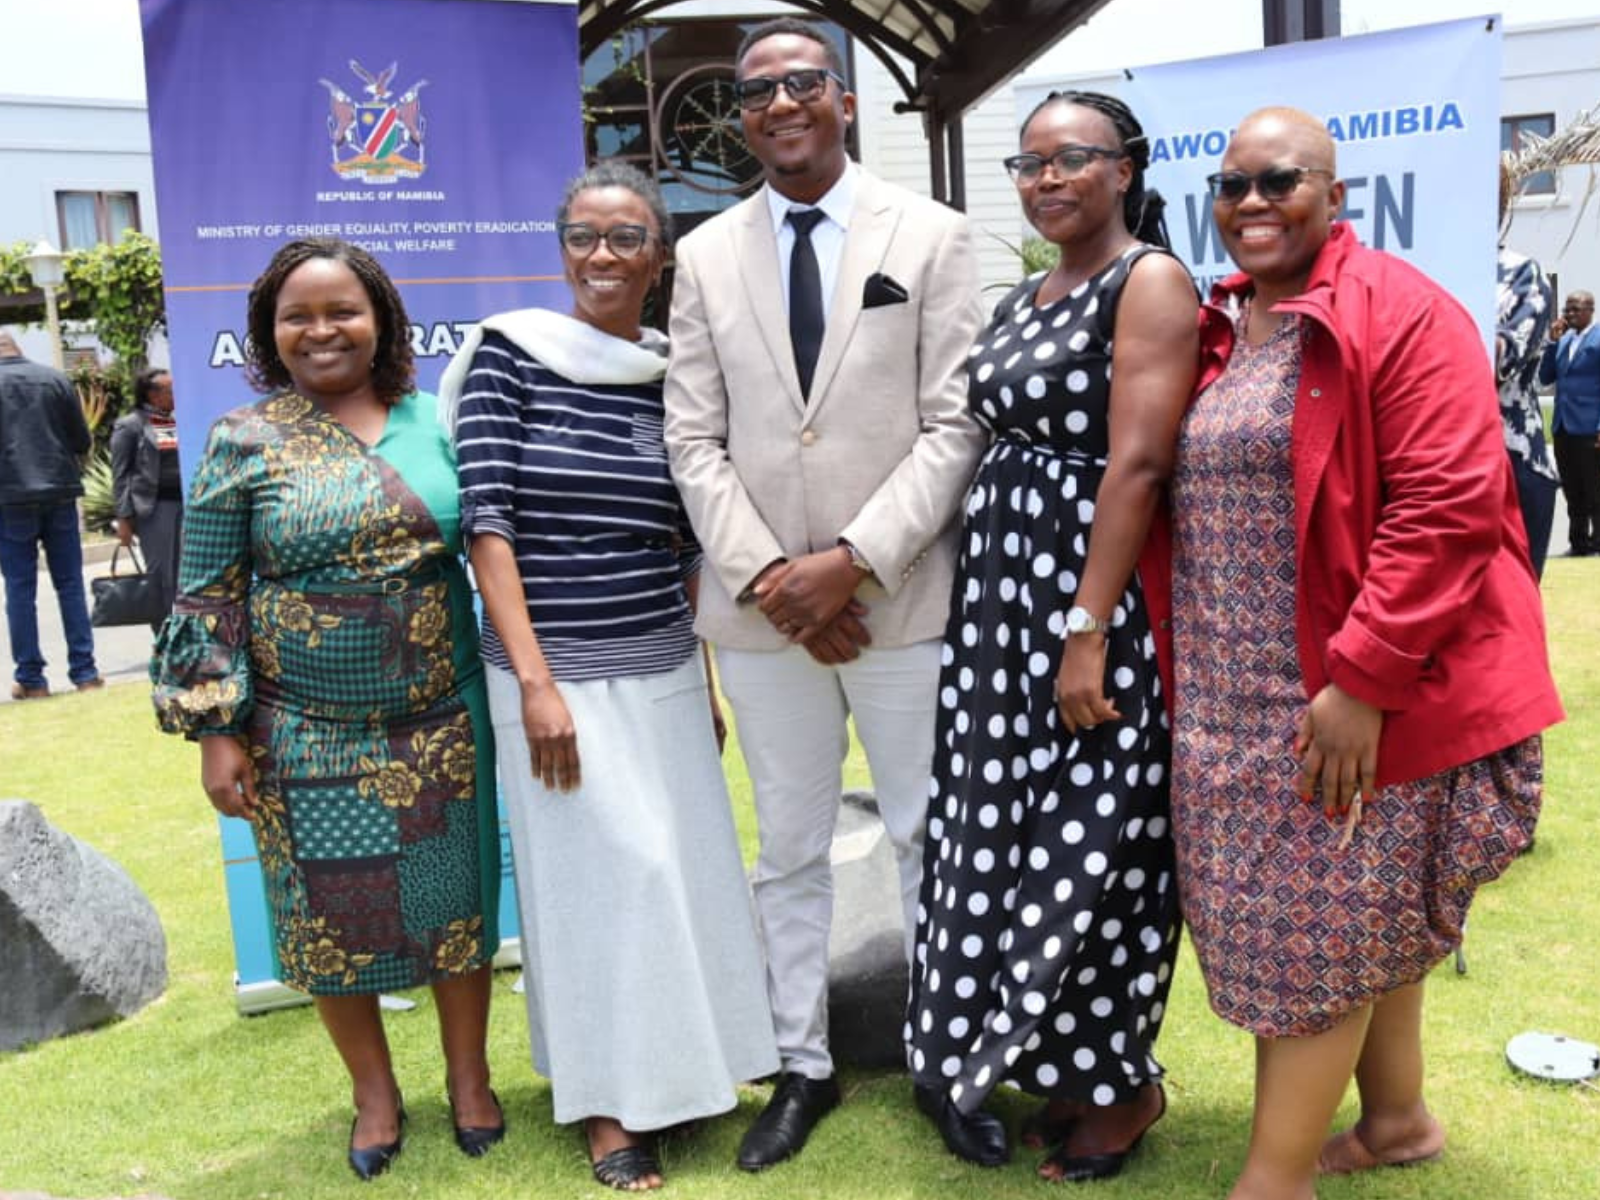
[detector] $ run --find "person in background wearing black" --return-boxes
[111,367,183,628]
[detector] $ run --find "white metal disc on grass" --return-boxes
[1505,1032,1600,1083]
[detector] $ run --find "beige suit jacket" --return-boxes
[665,168,985,651]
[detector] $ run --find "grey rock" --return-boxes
[826,791,912,1069]
[0,800,167,1052]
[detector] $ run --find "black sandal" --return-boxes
[592,1144,663,1190]
[1020,1104,1078,1150]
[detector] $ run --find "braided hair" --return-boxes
[1020,90,1172,251]
[245,238,415,405]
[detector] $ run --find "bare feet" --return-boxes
[1037,1084,1164,1181]
[588,1116,664,1191]
[1317,1114,1445,1175]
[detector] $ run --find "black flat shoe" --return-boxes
[347,1098,406,1182]
[914,1084,1010,1167]
[450,1088,506,1157]
[736,1072,841,1171]
[1040,1087,1165,1183]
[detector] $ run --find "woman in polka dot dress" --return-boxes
[905,91,1198,1182]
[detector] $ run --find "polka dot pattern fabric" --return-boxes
[905,247,1181,1115]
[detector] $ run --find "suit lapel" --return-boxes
[732,193,808,412]
[806,173,899,412]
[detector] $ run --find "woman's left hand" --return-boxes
[1054,633,1121,734]
[1294,683,1382,817]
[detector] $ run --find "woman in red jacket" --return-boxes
[1168,107,1561,1200]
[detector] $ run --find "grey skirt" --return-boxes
[487,656,778,1128]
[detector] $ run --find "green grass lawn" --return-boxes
[1,562,1595,1199]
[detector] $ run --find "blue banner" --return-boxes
[1018,17,1502,347]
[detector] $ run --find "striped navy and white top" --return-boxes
[456,329,702,682]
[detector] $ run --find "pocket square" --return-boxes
[863,272,909,308]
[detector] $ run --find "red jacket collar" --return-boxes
[1206,221,1360,316]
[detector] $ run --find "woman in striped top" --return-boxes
[446,162,778,1192]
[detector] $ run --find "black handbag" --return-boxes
[90,544,165,628]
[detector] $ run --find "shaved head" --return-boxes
[0,329,21,356]
[1232,107,1337,175]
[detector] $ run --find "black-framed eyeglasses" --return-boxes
[1206,165,1335,204]
[557,222,653,259]
[733,68,846,112]
[1002,144,1126,184]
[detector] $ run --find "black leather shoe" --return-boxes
[736,1072,841,1171]
[914,1084,1010,1167]
[347,1099,406,1181]
[450,1088,506,1157]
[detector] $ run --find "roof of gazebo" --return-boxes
[578,0,1114,125]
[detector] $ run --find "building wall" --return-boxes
[1500,18,1600,302]
[0,94,160,363]
[0,95,159,247]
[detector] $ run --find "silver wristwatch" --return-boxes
[1065,605,1109,636]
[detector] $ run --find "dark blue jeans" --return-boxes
[0,501,98,689]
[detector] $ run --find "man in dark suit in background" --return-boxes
[0,328,102,697]
[1540,290,1600,556]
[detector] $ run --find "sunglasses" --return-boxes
[1002,145,1126,184]
[1206,165,1335,203]
[732,68,846,112]
[557,222,653,259]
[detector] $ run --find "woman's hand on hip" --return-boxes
[1294,683,1381,818]
[200,734,258,819]
[521,677,580,792]
[1054,633,1121,734]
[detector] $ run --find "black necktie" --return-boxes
[787,208,826,399]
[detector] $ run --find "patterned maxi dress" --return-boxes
[152,390,499,995]
[906,247,1181,1114]
[1170,309,1543,1036]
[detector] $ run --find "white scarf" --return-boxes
[437,308,669,434]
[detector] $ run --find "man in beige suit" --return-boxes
[664,16,984,1172]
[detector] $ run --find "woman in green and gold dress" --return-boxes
[152,239,503,1180]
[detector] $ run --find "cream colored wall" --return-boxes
[852,47,1035,303]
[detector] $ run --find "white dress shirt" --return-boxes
[764,161,857,323]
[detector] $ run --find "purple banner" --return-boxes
[140,0,584,442]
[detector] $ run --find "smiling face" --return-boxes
[562,186,663,341]
[1213,109,1345,305]
[1015,101,1132,250]
[272,257,379,405]
[737,32,854,204]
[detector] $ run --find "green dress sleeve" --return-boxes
[150,410,256,736]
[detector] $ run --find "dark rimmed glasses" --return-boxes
[557,222,653,258]
[733,68,846,112]
[1206,165,1335,204]
[1003,144,1127,185]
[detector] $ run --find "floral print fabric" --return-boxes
[153,391,497,994]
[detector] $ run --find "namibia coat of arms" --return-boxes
[318,60,428,183]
